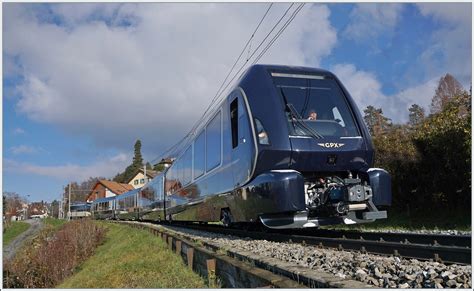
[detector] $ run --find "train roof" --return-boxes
[116,187,141,199]
[168,64,336,161]
[245,64,333,76]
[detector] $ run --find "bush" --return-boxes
[3,219,106,288]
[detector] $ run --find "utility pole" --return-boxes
[26,194,30,220]
[68,183,71,221]
[144,163,147,183]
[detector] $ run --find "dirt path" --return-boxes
[3,219,44,262]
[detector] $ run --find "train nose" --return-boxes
[326,154,337,165]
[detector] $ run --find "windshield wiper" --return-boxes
[280,88,323,139]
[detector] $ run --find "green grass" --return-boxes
[58,222,206,288]
[43,217,67,230]
[3,221,30,247]
[322,209,471,232]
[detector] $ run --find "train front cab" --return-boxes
[234,65,391,228]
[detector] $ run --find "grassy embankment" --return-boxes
[3,221,30,247]
[43,217,67,230]
[59,222,207,288]
[323,209,471,232]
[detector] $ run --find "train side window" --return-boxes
[230,98,238,148]
[206,111,222,171]
[182,146,192,185]
[193,130,205,179]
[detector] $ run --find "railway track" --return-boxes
[164,222,471,265]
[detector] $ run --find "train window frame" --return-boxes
[272,74,362,138]
[230,98,238,148]
[193,129,206,180]
[182,145,192,186]
[205,110,222,172]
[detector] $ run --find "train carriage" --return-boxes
[163,64,391,228]
[91,64,391,229]
[91,196,116,220]
[138,173,167,221]
[115,188,140,220]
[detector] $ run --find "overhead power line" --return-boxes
[150,3,306,164]
[214,3,297,101]
[150,4,275,164]
[213,3,273,102]
[253,3,305,65]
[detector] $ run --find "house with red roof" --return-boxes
[86,180,134,202]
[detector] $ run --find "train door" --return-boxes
[229,90,254,187]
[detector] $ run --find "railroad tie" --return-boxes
[206,259,217,286]
[176,240,182,255]
[187,248,194,270]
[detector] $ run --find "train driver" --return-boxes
[307,109,317,120]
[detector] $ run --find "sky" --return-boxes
[2,2,472,202]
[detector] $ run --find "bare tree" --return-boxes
[430,73,465,114]
[3,192,27,223]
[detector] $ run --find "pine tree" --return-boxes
[363,106,391,136]
[132,140,143,168]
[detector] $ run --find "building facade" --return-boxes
[86,180,135,202]
[127,169,158,189]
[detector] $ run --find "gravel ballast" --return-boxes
[326,228,471,236]
[162,225,472,288]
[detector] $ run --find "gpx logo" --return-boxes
[317,143,345,148]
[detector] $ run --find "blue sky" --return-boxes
[3,3,471,202]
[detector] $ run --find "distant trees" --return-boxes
[408,104,425,128]
[413,91,471,211]
[365,73,471,216]
[430,73,464,114]
[3,192,27,225]
[50,200,60,218]
[363,106,392,136]
[66,177,106,202]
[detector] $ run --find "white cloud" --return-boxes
[4,3,337,154]
[10,145,39,154]
[416,3,471,87]
[417,3,471,25]
[386,77,439,121]
[332,64,438,123]
[4,153,130,181]
[257,4,337,66]
[344,3,404,41]
[331,64,384,109]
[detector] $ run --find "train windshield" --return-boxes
[272,72,360,138]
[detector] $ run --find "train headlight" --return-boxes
[254,118,270,145]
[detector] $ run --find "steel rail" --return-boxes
[278,228,472,248]
[163,223,471,265]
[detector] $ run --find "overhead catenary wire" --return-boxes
[252,3,305,65]
[214,3,297,102]
[150,3,306,164]
[150,4,275,164]
[212,3,273,103]
[188,3,297,135]
[181,3,275,143]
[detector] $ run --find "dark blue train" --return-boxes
[92,64,391,229]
